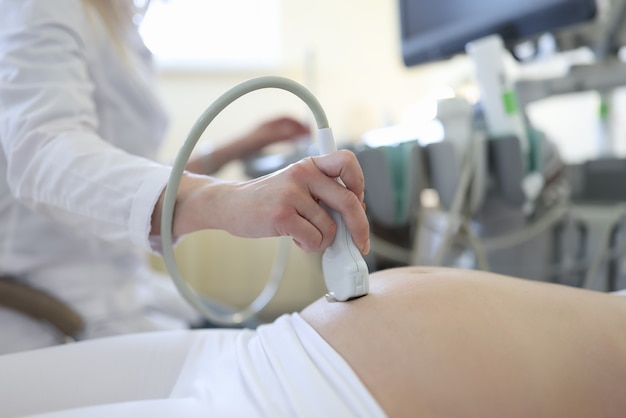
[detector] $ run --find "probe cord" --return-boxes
[161,76,330,325]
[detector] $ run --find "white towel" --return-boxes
[0,314,385,418]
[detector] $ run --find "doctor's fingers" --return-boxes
[273,155,369,253]
[307,176,370,254]
[309,150,366,202]
[278,199,337,253]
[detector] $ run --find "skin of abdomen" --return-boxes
[300,266,626,418]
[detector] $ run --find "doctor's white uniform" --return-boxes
[0,0,201,354]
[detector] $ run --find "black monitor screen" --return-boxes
[399,0,598,67]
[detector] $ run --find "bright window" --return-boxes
[139,0,282,71]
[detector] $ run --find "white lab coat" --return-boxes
[0,0,201,353]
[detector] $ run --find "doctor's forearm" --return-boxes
[151,151,369,253]
[150,174,229,237]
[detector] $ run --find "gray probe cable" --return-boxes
[160,76,331,326]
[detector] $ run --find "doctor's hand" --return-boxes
[154,150,370,254]
[242,116,310,150]
[185,116,310,175]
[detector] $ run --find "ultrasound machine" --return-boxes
[360,0,626,293]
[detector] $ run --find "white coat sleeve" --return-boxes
[0,1,172,252]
